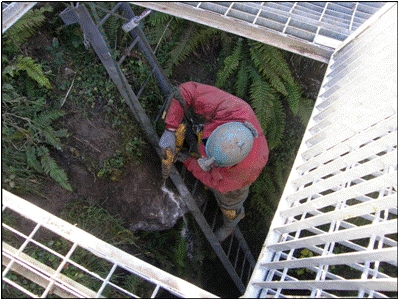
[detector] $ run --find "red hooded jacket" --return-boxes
[165,82,269,194]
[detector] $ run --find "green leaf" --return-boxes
[41,126,62,150]
[15,55,51,89]
[215,38,242,88]
[235,62,250,99]
[249,46,287,96]
[39,146,72,191]
[33,110,65,129]
[26,146,44,173]
[285,82,302,115]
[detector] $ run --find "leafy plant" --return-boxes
[3,4,53,51]
[2,83,72,192]
[3,55,52,89]
[97,150,125,181]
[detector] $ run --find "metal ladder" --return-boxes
[60,2,255,294]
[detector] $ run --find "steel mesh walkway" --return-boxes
[244,3,397,298]
[131,2,386,63]
[2,190,218,298]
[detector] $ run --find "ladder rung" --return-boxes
[92,2,127,26]
[247,266,252,282]
[191,179,199,196]
[227,234,234,257]
[240,255,247,280]
[117,36,141,66]
[137,67,155,99]
[233,243,241,269]
[211,208,219,231]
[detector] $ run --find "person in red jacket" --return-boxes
[159,82,269,242]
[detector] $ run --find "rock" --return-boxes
[128,188,188,231]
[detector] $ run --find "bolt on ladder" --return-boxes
[60,2,255,294]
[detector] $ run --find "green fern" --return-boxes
[215,38,242,88]
[38,146,72,191]
[34,110,66,129]
[297,97,315,127]
[4,4,53,48]
[251,41,295,85]
[284,81,302,115]
[235,62,250,99]
[147,12,176,46]
[88,2,122,50]
[26,146,44,173]
[3,55,52,89]
[249,44,287,96]
[175,236,187,269]
[2,84,72,192]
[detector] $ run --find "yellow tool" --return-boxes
[161,124,186,187]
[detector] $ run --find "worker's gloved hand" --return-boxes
[159,129,176,158]
[198,157,215,172]
[175,152,190,163]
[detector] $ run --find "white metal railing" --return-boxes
[2,2,37,33]
[244,3,397,298]
[131,2,386,62]
[2,190,218,298]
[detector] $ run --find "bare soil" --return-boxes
[11,19,190,231]
[22,103,188,231]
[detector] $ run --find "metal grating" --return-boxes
[130,2,386,63]
[2,2,37,33]
[244,3,397,298]
[2,190,218,298]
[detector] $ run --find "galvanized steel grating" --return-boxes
[244,3,397,298]
[131,2,386,62]
[2,190,218,298]
[182,2,385,41]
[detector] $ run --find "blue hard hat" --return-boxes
[205,122,254,167]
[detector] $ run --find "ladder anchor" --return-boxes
[122,9,152,32]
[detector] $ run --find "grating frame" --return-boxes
[131,2,386,62]
[244,3,397,298]
[2,190,218,298]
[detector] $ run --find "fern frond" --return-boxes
[97,2,121,49]
[33,110,65,129]
[250,45,287,96]
[297,97,314,126]
[218,32,235,60]
[248,68,277,131]
[250,41,295,86]
[148,11,172,26]
[163,23,195,76]
[26,146,44,173]
[215,38,242,88]
[15,55,52,89]
[4,4,53,47]
[41,126,62,150]
[250,168,277,214]
[235,62,250,99]
[39,146,72,191]
[175,237,187,268]
[284,81,302,115]
[54,129,69,138]
[265,98,286,150]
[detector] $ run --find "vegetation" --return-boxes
[2,5,72,193]
[2,3,318,298]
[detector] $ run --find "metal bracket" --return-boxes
[122,9,151,32]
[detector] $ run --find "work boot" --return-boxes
[215,225,235,242]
